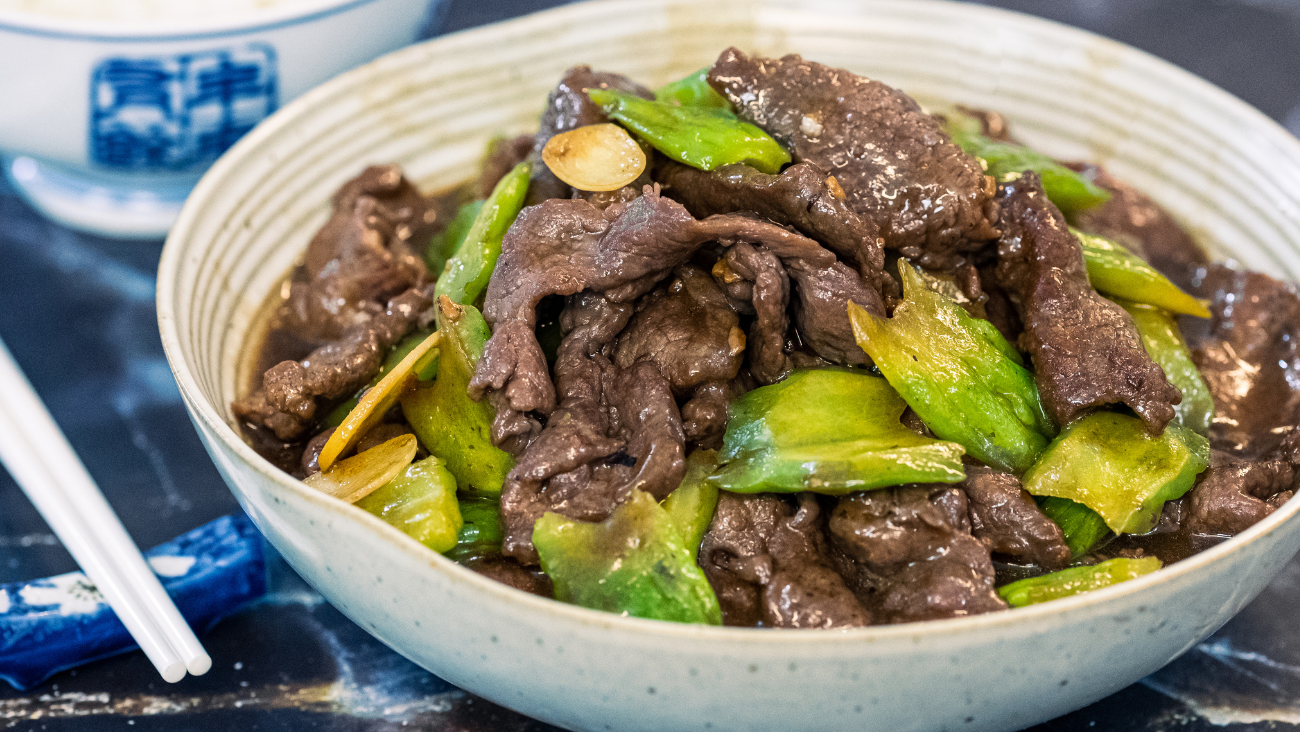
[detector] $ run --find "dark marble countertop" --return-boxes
[3,1,1300,729]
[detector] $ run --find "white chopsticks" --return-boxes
[0,337,210,683]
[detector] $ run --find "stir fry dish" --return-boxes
[233,49,1300,628]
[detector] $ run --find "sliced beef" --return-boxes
[682,375,752,449]
[1187,460,1296,535]
[499,292,629,561]
[828,486,1006,624]
[471,188,868,430]
[657,160,886,281]
[978,263,1023,345]
[238,422,306,478]
[301,427,335,477]
[613,265,743,394]
[1184,265,1300,458]
[698,492,783,627]
[499,292,686,565]
[961,466,1070,570]
[609,361,688,501]
[712,236,882,379]
[472,319,554,452]
[460,555,554,598]
[715,243,791,384]
[578,168,654,212]
[953,106,1014,142]
[1066,163,1208,286]
[233,288,431,440]
[707,48,1000,267]
[274,165,433,343]
[783,255,879,366]
[698,492,870,628]
[996,172,1181,433]
[477,133,535,199]
[527,66,655,205]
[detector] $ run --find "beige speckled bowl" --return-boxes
[157,1,1300,730]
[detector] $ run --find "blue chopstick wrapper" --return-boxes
[0,513,266,690]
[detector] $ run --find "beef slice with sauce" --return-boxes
[499,292,686,565]
[527,66,655,205]
[612,265,748,445]
[707,48,1000,267]
[477,133,535,199]
[828,486,1006,624]
[274,164,435,344]
[1187,459,1296,536]
[613,265,744,395]
[1177,265,1300,535]
[656,160,887,287]
[470,188,882,438]
[961,466,1070,570]
[1184,264,1300,458]
[233,287,432,441]
[996,172,1181,433]
[698,492,870,628]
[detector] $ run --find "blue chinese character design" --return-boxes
[90,44,278,171]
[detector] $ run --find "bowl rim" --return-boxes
[159,0,1300,644]
[0,0,399,42]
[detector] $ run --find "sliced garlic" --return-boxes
[542,123,647,192]
[318,330,440,471]
[304,434,418,504]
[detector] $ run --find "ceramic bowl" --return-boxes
[0,0,439,239]
[157,1,1300,730]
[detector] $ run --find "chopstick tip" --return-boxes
[187,653,213,676]
[159,660,187,683]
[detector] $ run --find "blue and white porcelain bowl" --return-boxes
[0,0,438,238]
[158,1,1300,730]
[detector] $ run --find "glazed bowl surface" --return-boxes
[157,1,1300,730]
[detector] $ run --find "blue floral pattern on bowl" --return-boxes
[90,44,278,171]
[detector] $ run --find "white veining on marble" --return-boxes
[0,533,59,548]
[1142,636,1300,725]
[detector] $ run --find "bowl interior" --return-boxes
[168,0,1300,441]
[158,1,1300,730]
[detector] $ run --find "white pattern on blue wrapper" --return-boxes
[0,514,266,690]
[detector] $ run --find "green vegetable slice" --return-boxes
[588,88,790,174]
[654,66,730,109]
[321,328,438,428]
[1074,229,1211,318]
[943,111,1110,214]
[355,455,463,554]
[427,199,483,275]
[533,489,723,625]
[849,264,1055,474]
[435,160,531,306]
[998,557,1162,607]
[402,297,514,495]
[445,495,505,562]
[1117,299,1215,434]
[1022,411,1210,534]
[662,450,721,561]
[1035,496,1111,560]
[709,369,966,495]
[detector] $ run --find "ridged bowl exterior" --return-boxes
[158,2,1300,730]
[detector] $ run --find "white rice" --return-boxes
[0,0,322,23]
